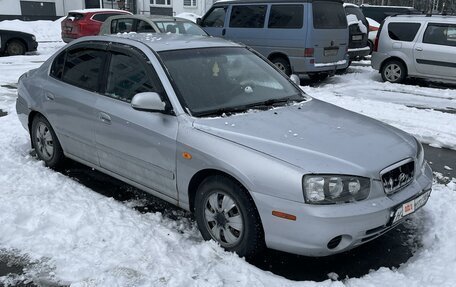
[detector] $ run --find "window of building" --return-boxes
[151,0,171,6]
[229,5,266,28]
[183,0,196,7]
[268,5,303,29]
[388,22,421,42]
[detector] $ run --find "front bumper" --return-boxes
[252,162,433,256]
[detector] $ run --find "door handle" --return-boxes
[416,47,423,51]
[45,92,55,101]
[99,112,111,124]
[222,28,226,36]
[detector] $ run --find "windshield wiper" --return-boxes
[246,94,305,109]
[194,106,250,117]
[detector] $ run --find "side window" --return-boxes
[50,51,66,79]
[105,51,157,103]
[268,5,303,29]
[423,23,456,47]
[229,5,266,28]
[117,18,134,33]
[93,13,122,22]
[201,7,226,27]
[388,22,421,42]
[137,20,155,33]
[111,19,118,33]
[62,48,106,92]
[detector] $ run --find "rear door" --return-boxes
[311,1,348,64]
[414,22,456,79]
[94,43,179,200]
[200,5,229,37]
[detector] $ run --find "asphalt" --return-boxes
[0,112,455,285]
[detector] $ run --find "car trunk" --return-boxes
[61,13,85,37]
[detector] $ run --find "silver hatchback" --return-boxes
[16,34,432,258]
[372,15,456,84]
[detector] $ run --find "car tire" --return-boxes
[195,175,264,259]
[271,57,291,76]
[6,40,26,56]
[31,115,65,168]
[381,60,407,83]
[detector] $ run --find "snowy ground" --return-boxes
[0,20,455,287]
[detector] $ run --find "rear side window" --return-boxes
[388,22,420,42]
[92,13,122,22]
[62,48,106,92]
[67,13,84,20]
[106,52,157,102]
[201,7,226,27]
[423,23,456,47]
[137,20,155,33]
[313,1,347,29]
[229,5,266,28]
[268,5,303,29]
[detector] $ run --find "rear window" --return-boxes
[67,13,84,20]
[313,1,347,29]
[388,22,421,42]
[268,5,303,29]
[92,13,123,22]
[229,5,266,28]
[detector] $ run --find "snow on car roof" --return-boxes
[68,8,131,14]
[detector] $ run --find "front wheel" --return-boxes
[31,115,65,168]
[381,60,406,83]
[6,40,26,56]
[195,176,264,258]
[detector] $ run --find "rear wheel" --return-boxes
[6,40,26,56]
[270,57,291,76]
[31,115,65,168]
[195,175,264,259]
[381,60,406,83]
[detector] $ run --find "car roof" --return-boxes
[68,8,131,14]
[385,14,456,23]
[106,14,192,22]
[75,33,242,52]
[213,0,342,5]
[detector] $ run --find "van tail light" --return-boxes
[304,48,314,57]
[373,35,379,52]
[373,21,384,53]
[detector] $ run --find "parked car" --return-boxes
[366,17,380,53]
[361,5,421,23]
[17,33,432,258]
[198,0,349,79]
[0,29,37,56]
[61,9,132,43]
[344,3,370,62]
[99,14,207,36]
[372,15,456,84]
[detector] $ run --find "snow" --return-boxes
[175,12,201,23]
[68,8,131,14]
[0,20,456,287]
[0,19,63,42]
[314,60,347,67]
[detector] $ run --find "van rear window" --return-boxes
[313,1,347,29]
[388,22,421,42]
[268,5,303,29]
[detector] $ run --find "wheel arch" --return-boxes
[267,52,290,64]
[380,56,408,76]
[6,37,28,53]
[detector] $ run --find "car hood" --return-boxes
[0,29,34,38]
[193,99,416,179]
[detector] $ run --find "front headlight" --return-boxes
[303,175,370,205]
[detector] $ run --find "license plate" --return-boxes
[324,48,338,56]
[352,35,363,41]
[392,190,431,224]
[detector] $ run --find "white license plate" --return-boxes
[392,190,431,224]
[324,49,338,56]
[352,35,363,41]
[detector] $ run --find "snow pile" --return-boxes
[0,18,63,42]
[175,12,201,23]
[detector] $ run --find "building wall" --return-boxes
[0,0,85,20]
[145,0,213,17]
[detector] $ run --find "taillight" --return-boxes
[304,48,314,57]
[373,21,384,53]
[369,25,379,32]
[373,35,379,52]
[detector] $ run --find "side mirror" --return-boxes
[196,18,202,26]
[290,74,300,86]
[131,92,166,112]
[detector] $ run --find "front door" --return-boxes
[94,43,178,200]
[200,6,228,37]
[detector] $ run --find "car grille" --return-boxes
[381,160,415,195]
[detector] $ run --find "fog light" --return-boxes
[327,235,342,249]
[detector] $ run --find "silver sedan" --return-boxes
[16,34,432,258]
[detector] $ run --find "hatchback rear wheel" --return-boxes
[31,115,65,168]
[195,175,264,258]
[381,60,406,83]
[6,40,26,56]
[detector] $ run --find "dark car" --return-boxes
[344,3,370,61]
[361,5,421,23]
[61,9,132,43]
[0,29,38,56]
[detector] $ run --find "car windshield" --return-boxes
[154,21,207,36]
[159,47,306,117]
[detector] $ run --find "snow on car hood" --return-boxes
[193,99,416,178]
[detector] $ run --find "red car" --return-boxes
[61,9,132,43]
